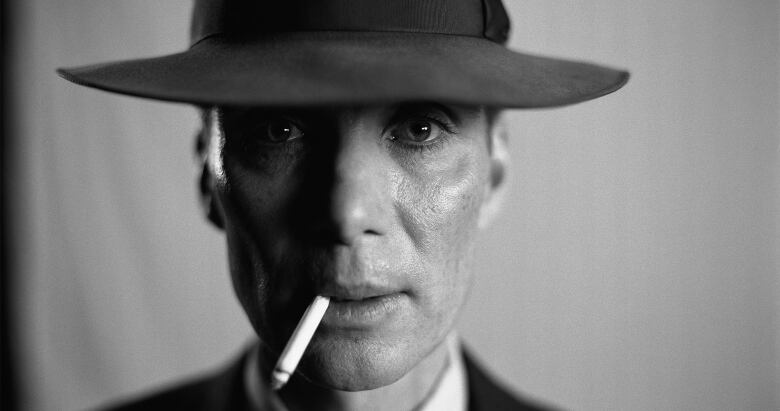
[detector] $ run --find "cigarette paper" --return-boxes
[270,295,330,390]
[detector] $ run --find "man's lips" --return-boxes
[318,282,401,301]
[318,291,408,329]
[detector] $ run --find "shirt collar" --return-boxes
[418,332,468,411]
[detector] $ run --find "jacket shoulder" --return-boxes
[102,377,218,411]
[463,349,560,411]
[98,351,251,411]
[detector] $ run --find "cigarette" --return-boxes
[270,295,330,390]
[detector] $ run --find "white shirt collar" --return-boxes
[243,333,468,411]
[418,332,468,411]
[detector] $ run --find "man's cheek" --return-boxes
[225,225,308,350]
[222,166,302,259]
[397,154,485,253]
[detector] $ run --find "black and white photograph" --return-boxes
[2,1,777,410]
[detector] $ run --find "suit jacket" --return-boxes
[104,347,554,411]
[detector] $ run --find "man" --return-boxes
[58,1,628,410]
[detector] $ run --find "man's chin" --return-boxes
[304,371,405,392]
[296,338,415,391]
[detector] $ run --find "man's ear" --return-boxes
[478,114,509,229]
[197,109,225,230]
[199,162,225,230]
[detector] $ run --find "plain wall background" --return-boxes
[10,1,778,410]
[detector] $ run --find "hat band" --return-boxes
[190,0,510,46]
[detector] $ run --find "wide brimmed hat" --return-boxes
[57,0,629,108]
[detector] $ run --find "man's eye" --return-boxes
[261,119,305,143]
[390,119,443,144]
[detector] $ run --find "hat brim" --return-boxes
[58,31,628,108]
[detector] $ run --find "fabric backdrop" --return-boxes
[10,1,778,410]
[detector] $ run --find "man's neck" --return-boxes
[275,340,451,411]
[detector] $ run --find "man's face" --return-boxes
[204,103,504,390]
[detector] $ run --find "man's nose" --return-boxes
[322,129,391,245]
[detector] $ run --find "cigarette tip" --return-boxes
[270,369,290,391]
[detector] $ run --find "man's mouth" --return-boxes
[320,284,398,301]
[319,291,407,329]
[330,295,382,303]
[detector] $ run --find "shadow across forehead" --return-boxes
[215,103,488,127]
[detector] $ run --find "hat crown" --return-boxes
[190,0,510,46]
